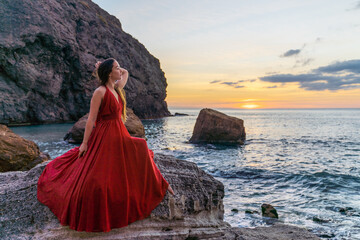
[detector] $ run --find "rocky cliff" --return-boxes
[0,0,171,125]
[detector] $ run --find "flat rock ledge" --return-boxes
[0,153,319,240]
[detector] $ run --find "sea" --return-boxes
[9,108,360,239]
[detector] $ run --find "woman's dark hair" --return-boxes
[93,57,128,122]
[97,58,115,85]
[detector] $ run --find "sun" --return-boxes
[242,104,259,109]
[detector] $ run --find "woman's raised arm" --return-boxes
[115,68,128,89]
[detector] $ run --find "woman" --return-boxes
[37,58,174,232]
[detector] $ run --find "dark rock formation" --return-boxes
[63,108,146,143]
[312,216,330,223]
[0,0,171,126]
[63,113,90,143]
[174,112,189,116]
[189,108,246,145]
[245,210,260,215]
[123,108,146,139]
[0,124,49,172]
[261,203,279,219]
[0,153,320,239]
[338,207,358,216]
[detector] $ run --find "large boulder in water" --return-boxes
[0,124,50,172]
[63,107,146,143]
[0,0,171,125]
[189,108,246,145]
[0,153,320,239]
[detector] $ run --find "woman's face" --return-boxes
[109,61,122,81]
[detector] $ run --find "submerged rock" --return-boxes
[312,216,330,223]
[261,203,279,219]
[189,108,246,145]
[245,210,260,215]
[338,207,358,216]
[0,153,320,239]
[0,124,49,172]
[64,108,145,143]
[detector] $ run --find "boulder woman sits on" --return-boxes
[37,58,175,232]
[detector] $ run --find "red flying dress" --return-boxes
[37,85,169,232]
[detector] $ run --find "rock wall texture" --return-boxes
[0,0,171,125]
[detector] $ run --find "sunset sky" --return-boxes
[93,0,360,109]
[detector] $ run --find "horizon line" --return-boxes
[168,107,360,110]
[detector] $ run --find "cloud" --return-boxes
[259,59,360,91]
[236,79,256,83]
[315,59,360,74]
[302,58,314,66]
[294,58,314,67]
[265,71,279,75]
[222,99,291,104]
[261,73,324,83]
[346,1,360,11]
[280,49,301,57]
[210,80,222,84]
[265,85,278,88]
[281,40,320,68]
[220,81,245,88]
[210,79,256,88]
[221,81,239,86]
[352,1,360,10]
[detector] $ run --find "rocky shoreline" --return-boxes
[0,0,324,238]
[0,109,322,239]
[0,151,320,239]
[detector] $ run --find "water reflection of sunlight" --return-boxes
[142,116,196,154]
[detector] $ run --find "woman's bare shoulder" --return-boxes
[93,86,106,97]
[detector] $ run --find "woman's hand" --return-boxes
[119,67,128,76]
[95,61,101,70]
[78,142,88,158]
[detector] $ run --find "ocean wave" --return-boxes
[214,168,360,192]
